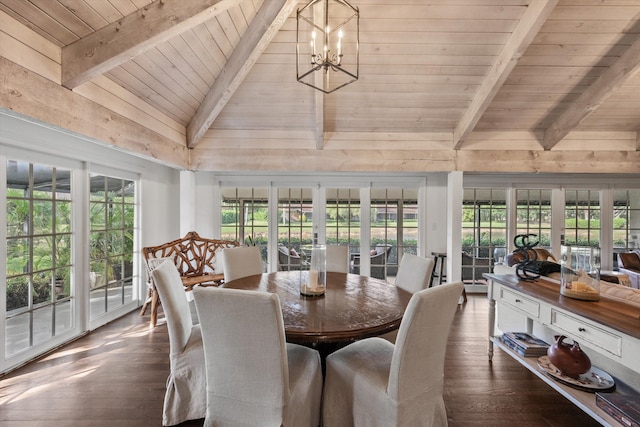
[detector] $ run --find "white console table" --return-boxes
[486,274,640,426]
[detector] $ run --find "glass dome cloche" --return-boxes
[560,245,600,301]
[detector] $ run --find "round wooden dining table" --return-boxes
[222,271,413,345]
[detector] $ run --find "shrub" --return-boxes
[7,277,28,312]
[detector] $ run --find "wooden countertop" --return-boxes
[485,274,640,339]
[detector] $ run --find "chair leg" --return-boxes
[139,287,153,316]
[150,289,160,328]
[458,287,468,304]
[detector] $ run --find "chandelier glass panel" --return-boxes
[296,0,359,94]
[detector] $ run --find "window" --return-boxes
[613,189,640,251]
[564,190,600,247]
[5,161,73,356]
[325,188,360,259]
[219,183,422,277]
[220,187,269,261]
[369,188,418,279]
[462,188,507,282]
[278,188,314,269]
[89,175,136,319]
[396,189,419,260]
[516,189,552,250]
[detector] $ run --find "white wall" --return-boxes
[424,173,449,256]
[194,171,218,238]
[140,168,181,246]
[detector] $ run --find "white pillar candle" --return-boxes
[308,270,319,288]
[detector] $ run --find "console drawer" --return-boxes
[499,288,540,318]
[550,310,622,357]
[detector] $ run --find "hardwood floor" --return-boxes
[0,294,600,426]
[444,296,599,427]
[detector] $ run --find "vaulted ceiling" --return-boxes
[1,0,640,173]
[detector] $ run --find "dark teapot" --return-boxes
[547,335,591,379]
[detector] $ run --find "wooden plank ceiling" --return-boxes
[1,0,640,173]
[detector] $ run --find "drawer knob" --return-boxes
[578,327,586,332]
[515,299,522,303]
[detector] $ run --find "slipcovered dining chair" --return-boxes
[192,287,323,427]
[326,244,350,273]
[394,254,435,293]
[382,253,436,343]
[221,245,263,282]
[150,260,206,426]
[322,281,464,427]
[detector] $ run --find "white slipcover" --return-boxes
[322,281,464,427]
[383,254,435,343]
[394,254,435,293]
[150,260,206,426]
[192,287,323,427]
[220,246,264,282]
[326,245,350,273]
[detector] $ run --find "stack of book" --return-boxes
[596,393,640,427]
[499,332,549,357]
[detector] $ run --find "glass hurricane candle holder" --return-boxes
[300,244,326,297]
[560,246,600,301]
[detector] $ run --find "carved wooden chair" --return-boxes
[142,231,239,327]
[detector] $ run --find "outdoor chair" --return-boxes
[277,245,301,271]
[351,244,393,279]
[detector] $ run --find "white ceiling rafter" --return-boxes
[542,35,640,151]
[453,0,559,150]
[187,0,297,148]
[61,0,242,89]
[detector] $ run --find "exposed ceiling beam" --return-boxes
[187,0,296,148]
[0,56,189,169]
[453,0,558,149]
[543,36,640,150]
[61,0,242,89]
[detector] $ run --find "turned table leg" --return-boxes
[487,279,496,361]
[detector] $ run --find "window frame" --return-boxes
[217,176,426,277]
[88,173,137,322]
[87,164,140,331]
[1,148,84,372]
[564,189,601,248]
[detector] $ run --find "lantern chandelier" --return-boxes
[296,0,359,94]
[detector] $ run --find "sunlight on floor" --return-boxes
[1,361,98,405]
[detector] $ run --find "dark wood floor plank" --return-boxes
[1,294,602,426]
[443,296,600,427]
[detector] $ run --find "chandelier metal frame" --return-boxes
[296,0,359,94]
